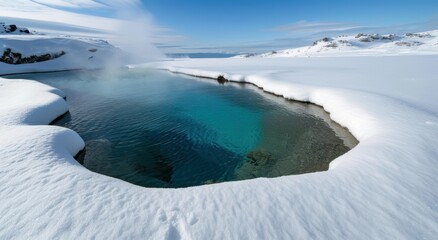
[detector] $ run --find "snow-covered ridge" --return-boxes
[235,30,438,58]
[0,23,123,75]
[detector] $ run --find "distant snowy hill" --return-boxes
[236,30,438,58]
[0,23,124,75]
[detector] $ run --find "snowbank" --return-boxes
[0,33,123,75]
[1,53,437,239]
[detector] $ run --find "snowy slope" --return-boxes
[0,0,164,69]
[236,30,438,57]
[1,54,438,239]
[0,23,124,75]
[0,0,121,38]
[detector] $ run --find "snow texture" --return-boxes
[1,52,438,239]
[0,0,164,61]
[0,1,437,238]
[0,0,120,39]
[0,25,122,75]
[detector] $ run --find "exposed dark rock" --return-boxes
[337,40,351,46]
[355,33,366,38]
[8,24,17,32]
[382,34,396,40]
[1,22,31,34]
[359,36,372,42]
[405,33,432,38]
[355,33,380,41]
[217,75,228,84]
[369,34,380,40]
[325,42,338,48]
[395,41,421,47]
[313,37,333,46]
[88,48,97,52]
[4,48,11,55]
[1,49,66,64]
[243,53,255,58]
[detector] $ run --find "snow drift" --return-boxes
[1,53,438,238]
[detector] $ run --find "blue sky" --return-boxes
[37,0,438,54]
[136,0,438,53]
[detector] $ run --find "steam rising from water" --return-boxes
[0,0,164,65]
[112,3,165,64]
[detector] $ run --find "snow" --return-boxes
[0,25,123,75]
[0,36,121,75]
[235,30,438,58]
[0,0,164,74]
[0,0,120,38]
[1,52,438,238]
[0,22,31,35]
[0,1,437,238]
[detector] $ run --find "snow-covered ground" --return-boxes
[1,1,437,239]
[1,53,437,238]
[0,27,123,75]
[0,0,163,75]
[235,30,438,57]
[0,0,120,39]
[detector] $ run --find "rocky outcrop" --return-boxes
[217,75,228,84]
[1,22,31,34]
[312,37,333,46]
[355,33,399,42]
[1,48,66,64]
[405,33,432,38]
[395,41,422,47]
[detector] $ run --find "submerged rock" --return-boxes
[74,148,86,165]
[246,150,273,166]
[135,159,173,183]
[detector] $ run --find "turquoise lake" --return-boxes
[7,69,357,188]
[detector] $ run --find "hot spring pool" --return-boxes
[7,69,358,188]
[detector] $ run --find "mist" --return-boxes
[109,1,165,65]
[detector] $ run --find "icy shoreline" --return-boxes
[1,54,438,239]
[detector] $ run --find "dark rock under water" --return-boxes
[6,69,357,188]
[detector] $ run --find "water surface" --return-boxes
[7,69,357,188]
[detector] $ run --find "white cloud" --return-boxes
[31,0,108,8]
[0,0,185,48]
[272,20,363,36]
